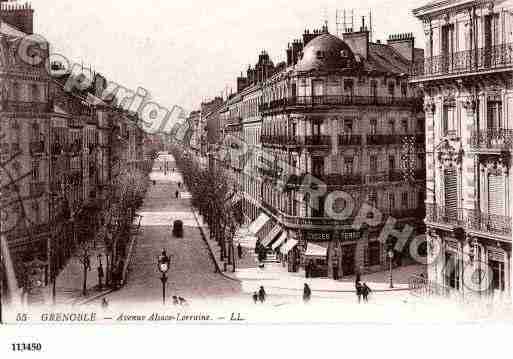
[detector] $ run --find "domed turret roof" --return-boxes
[297,33,355,72]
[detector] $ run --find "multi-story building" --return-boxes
[1,1,148,290]
[218,24,426,279]
[412,0,513,299]
[1,2,52,274]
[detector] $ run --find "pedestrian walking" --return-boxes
[175,190,179,199]
[355,281,363,304]
[258,286,266,303]
[362,283,371,303]
[303,283,312,303]
[237,242,243,259]
[101,298,109,309]
[252,292,258,304]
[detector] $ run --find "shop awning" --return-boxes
[248,213,270,235]
[234,226,257,248]
[271,232,287,250]
[260,225,282,248]
[304,242,329,258]
[280,239,298,255]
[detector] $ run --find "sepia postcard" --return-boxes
[1,0,513,336]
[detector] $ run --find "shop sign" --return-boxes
[305,231,331,242]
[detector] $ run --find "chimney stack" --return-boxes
[387,32,415,62]
[0,1,34,34]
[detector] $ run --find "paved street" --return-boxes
[95,153,242,306]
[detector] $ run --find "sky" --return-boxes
[31,0,429,113]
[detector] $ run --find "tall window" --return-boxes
[370,80,378,98]
[331,156,339,174]
[370,119,377,135]
[401,192,409,208]
[389,155,395,170]
[387,82,395,96]
[389,119,395,134]
[344,157,354,174]
[442,103,456,136]
[370,155,378,173]
[401,119,408,133]
[344,119,353,133]
[401,82,407,97]
[368,190,377,207]
[444,168,458,218]
[487,100,502,129]
[32,160,40,181]
[388,192,395,211]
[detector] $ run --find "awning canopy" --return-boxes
[280,239,298,255]
[304,242,329,258]
[260,225,282,248]
[248,213,270,235]
[272,232,287,250]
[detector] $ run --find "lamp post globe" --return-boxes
[157,250,170,305]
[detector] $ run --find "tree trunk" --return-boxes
[82,263,87,296]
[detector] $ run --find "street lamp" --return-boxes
[388,249,394,288]
[157,250,170,305]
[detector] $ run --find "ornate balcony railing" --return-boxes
[2,101,51,114]
[338,134,362,146]
[411,43,513,80]
[426,204,511,236]
[285,173,363,188]
[301,135,331,147]
[260,135,299,146]
[30,182,46,197]
[259,95,422,112]
[426,204,465,226]
[365,172,389,184]
[366,134,403,145]
[466,210,511,236]
[470,129,513,151]
[29,141,45,155]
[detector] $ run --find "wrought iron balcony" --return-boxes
[2,101,51,114]
[30,182,46,197]
[426,204,465,227]
[365,172,389,184]
[466,209,511,236]
[338,134,362,146]
[470,129,513,151]
[426,204,511,236]
[285,173,363,188]
[411,43,513,80]
[29,141,45,155]
[259,95,422,113]
[366,134,404,145]
[260,135,299,147]
[301,135,331,147]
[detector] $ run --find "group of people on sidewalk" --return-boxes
[252,283,313,304]
[355,275,372,303]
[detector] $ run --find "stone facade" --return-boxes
[412,0,513,300]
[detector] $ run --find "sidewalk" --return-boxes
[197,213,425,294]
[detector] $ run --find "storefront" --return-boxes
[304,242,329,278]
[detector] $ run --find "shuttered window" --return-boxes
[444,168,458,217]
[488,174,505,215]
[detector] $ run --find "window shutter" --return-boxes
[488,174,504,215]
[444,168,458,217]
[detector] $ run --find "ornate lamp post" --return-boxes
[388,249,394,288]
[157,250,170,305]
